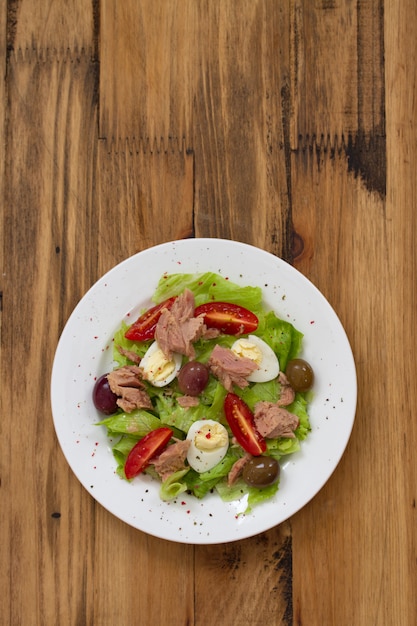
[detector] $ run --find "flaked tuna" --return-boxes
[117,345,142,365]
[155,289,205,359]
[107,365,153,413]
[177,395,200,408]
[208,344,259,392]
[227,453,252,486]
[254,401,299,439]
[277,371,295,406]
[152,439,191,481]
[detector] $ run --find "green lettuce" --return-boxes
[255,310,303,371]
[160,468,190,501]
[215,477,280,513]
[152,271,263,310]
[113,321,151,366]
[96,409,161,436]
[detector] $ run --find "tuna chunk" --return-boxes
[117,345,142,365]
[177,395,200,408]
[208,344,259,392]
[277,371,295,407]
[107,366,153,413]
[152,439,191,481]
[155,289,205,359]
[254,401,299,438]
[115,388,154,413]
[107,365,144,390]
[227,453,252,486]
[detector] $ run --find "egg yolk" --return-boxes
[194,423,228,451]
[232,339,263,365]
[143,348,176,383]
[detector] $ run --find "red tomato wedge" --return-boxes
[125,297,177,341]
[224,393,266,456]
[124,427,173,479]
[194,301,258,335]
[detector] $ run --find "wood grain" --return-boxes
[1,1,416,625]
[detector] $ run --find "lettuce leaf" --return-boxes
[288,393,311,440]
[154,382,228,434]
[160,468,190,501]
[255,310,303,371]
[96,409,161,436]
[152,272,263,310]
[112,321,152,366]
[215,476,280,513]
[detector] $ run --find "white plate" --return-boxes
[51,239,357,544]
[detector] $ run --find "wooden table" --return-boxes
[1,2,416,625]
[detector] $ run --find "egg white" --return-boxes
[139,340,182,387]
[186,419,229,473]
[231,334,279,383]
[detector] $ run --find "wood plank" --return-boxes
[0,0,6,292]
[2,48,99,625]
[2,5,99,626]
[192,0,292,258]
[290,1,417,624]
[196,523,293,625]
[290,0,385,147]
[0,0,8,617]
[100,0,293,259]
[100,0,196,143]
[384,0,417,620]
[291,153,391,625]
[96,138,194,275]
[6,0,95,52]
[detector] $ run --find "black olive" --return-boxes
[177,361,209,396]
[285,358,314,392]
[242,456,280,487]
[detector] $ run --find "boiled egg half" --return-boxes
[231,335,279,383]
[186,419,229,473]
[139,340,182,387]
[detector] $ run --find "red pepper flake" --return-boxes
[310,320,315,324]
[205,432,211,439]
[181,501,187,506]
[187,510,191,514]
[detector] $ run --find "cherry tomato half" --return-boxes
[224,393,266,456]
[194,301,258,335]
[124,427,173,479]
[125,297,177,341]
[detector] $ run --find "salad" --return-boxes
[93,272,314,513]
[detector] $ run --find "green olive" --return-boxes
[285,358,314,392]
[242,456,280,487]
